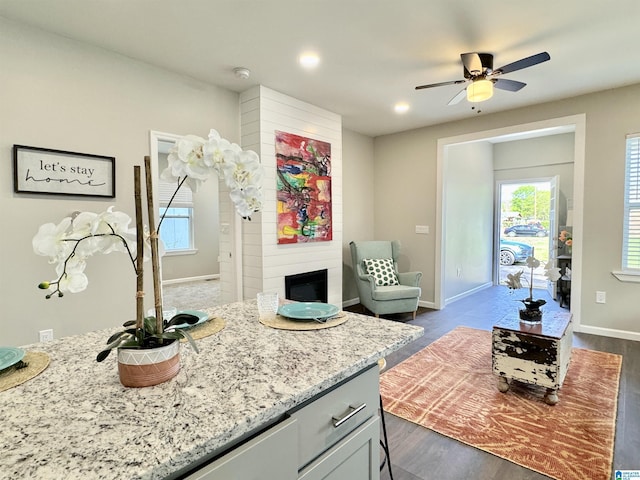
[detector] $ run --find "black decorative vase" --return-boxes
[518,299,546,324]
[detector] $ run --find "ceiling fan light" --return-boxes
[467,79,493,102]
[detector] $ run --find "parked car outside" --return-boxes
[503,224,548,237]
[500,239,534,266]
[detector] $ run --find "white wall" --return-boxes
[444,142,494,302]
[1,19,240,346]
[239,86,343,306]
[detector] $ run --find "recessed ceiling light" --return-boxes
[394,102,410,114]
[299,52,320,69]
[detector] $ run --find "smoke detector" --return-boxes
[233,67,251,80]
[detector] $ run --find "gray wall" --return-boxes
[374,83,640,338]
[444,142,494,302]
[342,129,375,304]
[157,152,220,281]
[1,19,239,346]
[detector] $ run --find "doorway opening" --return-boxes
[498,181,552,291]
[149,130,227,308]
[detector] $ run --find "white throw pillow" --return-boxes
[363,258,399,286]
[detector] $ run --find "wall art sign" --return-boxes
[275,131,332,244]
[13,145,115,198]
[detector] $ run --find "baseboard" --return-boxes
[444,282,493,305]
[343,297,436,310]
[162,274,219,286]
[574,324,640,342]
[342,297,360,308]
[418,299,437,310]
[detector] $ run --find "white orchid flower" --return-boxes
[32,217,73,262]
[204,129,234,175]
[222,149,263,189]
[71,211,99,236]
[505,270,524,290]
[525,256,540,269]
[56,256,89,294]
[163,135,212,191]
[230,185,263,218]
[95,208,136,255]
[544,261,562,282]
[68,208,135,257]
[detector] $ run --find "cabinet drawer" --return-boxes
[183,416,298,480]
[298,416,380,480]
[291,365,379,470]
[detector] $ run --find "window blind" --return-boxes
[158,180,192,208]
[623,133,640,269]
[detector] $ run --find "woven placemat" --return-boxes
[180,316,226,341]
[0,351,50,392]
[260,311,348,331]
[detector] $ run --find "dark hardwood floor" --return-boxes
[351,286,640,480]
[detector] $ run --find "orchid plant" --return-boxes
[505,256,561,320]
[163,129,263,218]
[33,129,263,360]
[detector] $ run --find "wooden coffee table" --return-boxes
[492,311,572,405]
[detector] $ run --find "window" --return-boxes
[159,207,193,250]
[158,181,194,252]
[623,133,640,269]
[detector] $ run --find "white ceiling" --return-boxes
[1,0,639,137]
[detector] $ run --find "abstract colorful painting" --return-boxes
[275,131,332,244]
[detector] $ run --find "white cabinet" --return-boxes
[181,366,380,480]
[291,365,379,470]
[183,417,298,480]
[298,416,380,480]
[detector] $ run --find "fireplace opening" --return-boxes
[285,269,328,303]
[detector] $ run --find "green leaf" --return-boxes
[96,333,134,362]
[165,313,199,329]
[96,349,112,362]
[106,331,129,344]
[144,316,159,334]
[158,330,200,354]
[178,329,199,354]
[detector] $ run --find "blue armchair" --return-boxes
[350,240,422,319]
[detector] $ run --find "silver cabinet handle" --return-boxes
[331,403,366,428]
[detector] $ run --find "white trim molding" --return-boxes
[611,270,640,283]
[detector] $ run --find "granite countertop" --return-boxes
[1,300,423,480]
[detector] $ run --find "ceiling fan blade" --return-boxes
[493,78,527,92]
[415,79,466,90]
[494,52,550,75]
[447,88,467,105]
[461,53,483,76]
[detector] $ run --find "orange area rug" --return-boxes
[380,326,622,480]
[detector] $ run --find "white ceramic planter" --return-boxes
[117,340,180,388]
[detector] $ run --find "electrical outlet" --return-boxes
[456,267,462,278]
[39,329,54,342]
[596,291,606,304]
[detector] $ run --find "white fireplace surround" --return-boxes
[225,86,343,306]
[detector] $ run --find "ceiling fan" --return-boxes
[415,51,550,105]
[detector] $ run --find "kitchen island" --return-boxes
[1,300,423,479]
